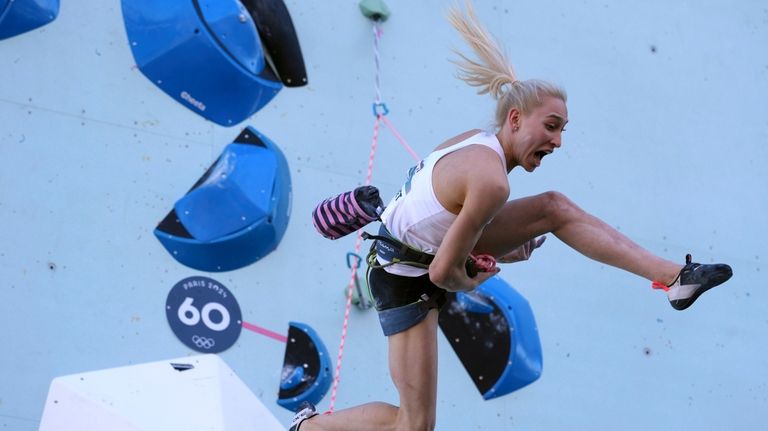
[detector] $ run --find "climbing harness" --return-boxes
[364,225,433,269]
[363,225,497,277]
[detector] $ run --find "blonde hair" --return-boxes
[447,0,567,129]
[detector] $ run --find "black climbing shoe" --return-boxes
[288,401,319,431]
[652,254,733,310]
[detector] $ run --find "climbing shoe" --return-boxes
[288,401,319,431]
[652,254,733,310]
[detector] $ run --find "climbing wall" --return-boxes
[1,0,767,430]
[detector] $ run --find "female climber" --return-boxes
[293,1,732,429]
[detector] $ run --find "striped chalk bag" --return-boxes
[312,186,384,240]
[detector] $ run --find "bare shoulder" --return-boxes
[434,129,504,173]
[437,137,508,186]
[433,132,508,213]
[434,129,483,151]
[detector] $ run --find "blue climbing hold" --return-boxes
[279,364,305,391]
[0,0,60,40]
[277,322,332,412]
[455,291,494,314]
[121,0,282,126]
[439,276,543,399]
[154,126,291,272]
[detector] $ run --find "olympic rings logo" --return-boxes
[191,335,216,350]
[167,279,242,353]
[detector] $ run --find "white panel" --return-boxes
[39,355,284,431]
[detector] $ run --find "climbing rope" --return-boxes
[327,116,378,414]
[327,3,420,413]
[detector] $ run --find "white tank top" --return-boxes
[379,131,506,276]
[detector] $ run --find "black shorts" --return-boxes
[367,265,447,336]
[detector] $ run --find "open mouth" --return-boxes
[534,150,551,163]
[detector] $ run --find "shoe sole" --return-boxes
[671,266,733,310]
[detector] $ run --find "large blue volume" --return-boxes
[121,0,282,126]
[0,0,60,40]
[438,276,543,399]
[154,126,291,272]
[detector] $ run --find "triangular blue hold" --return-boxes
[439,276,543,400]
[0,0,60,40]
[175,181,267,243]
[175,143,277,242]
[277,322,332,412]
[121,0,282,126]
[154,126,291,272]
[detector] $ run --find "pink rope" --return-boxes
[327,115,382,413]
[326,17,426,414]
[381,115,421,162]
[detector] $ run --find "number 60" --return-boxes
[177,297,230,331]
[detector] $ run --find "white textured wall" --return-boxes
[1,0,766,429]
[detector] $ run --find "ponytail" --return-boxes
[448,0,567,129]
